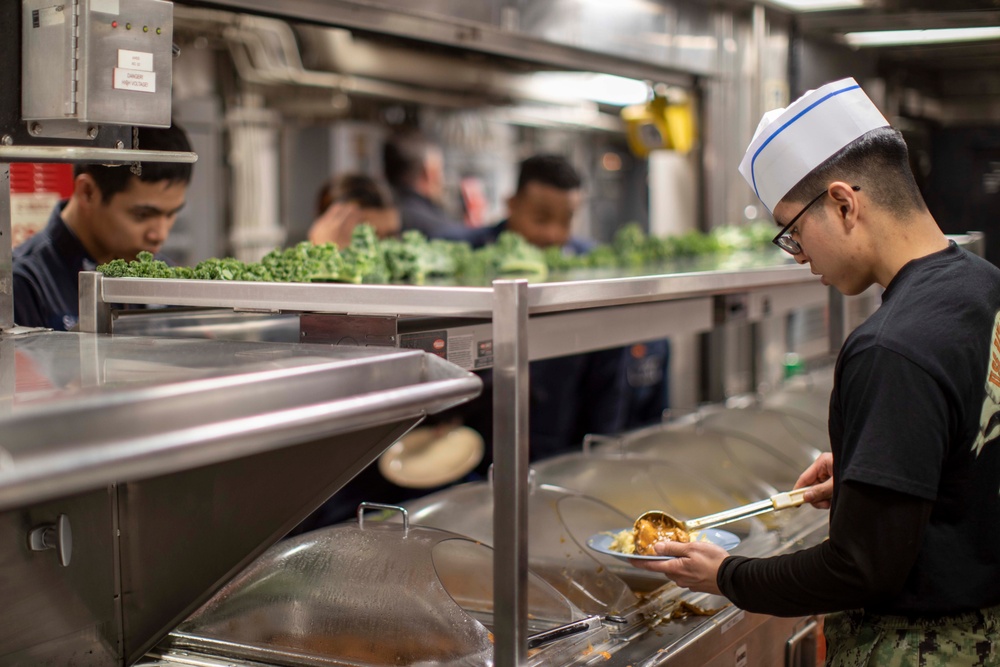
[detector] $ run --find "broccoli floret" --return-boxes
[97,258,130,277]
[612,223,649,267]
[97,251,173,278]
[337,223,382,284]
[583,244,618,269]
[543,245,588,273]
[481,231,548,278]
[382,231,428,284]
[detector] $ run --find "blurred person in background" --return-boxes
[382,128,470,240]
[464,153,671,433]
[13,123,193,331]
[456,154,629,463]
[463,153,590,253]
[308,173,400,246]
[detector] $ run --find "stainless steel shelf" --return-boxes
[78,256,817,326]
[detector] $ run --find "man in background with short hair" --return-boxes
[382,129,470,240]
[460,153,629,462]
[13,123,193,330]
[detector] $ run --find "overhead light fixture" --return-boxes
[844,26,1000,47]
[766,0,864,12]
[523,72,650,107]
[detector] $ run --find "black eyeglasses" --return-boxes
[772,185,861,255]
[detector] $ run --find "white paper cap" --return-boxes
[738,78,889,212]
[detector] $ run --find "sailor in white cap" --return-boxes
[639,78,1000,665]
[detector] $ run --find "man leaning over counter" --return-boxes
[13,123,193,331]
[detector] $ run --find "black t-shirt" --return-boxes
[719,242,1000,617]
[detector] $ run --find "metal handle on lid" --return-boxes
[357,502,408,533]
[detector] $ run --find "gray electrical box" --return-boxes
[21,0,173,139]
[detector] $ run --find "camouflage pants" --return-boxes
[824,604,1000,667]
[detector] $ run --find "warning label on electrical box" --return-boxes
[113,68,156,93]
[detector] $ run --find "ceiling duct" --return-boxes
[173,6,630,128]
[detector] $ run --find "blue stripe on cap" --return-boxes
[751,84,860,211]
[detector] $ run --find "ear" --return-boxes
[828,181,859,229]
[73,174,102,207]
[505,193,518,217]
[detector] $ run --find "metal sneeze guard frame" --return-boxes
[77,260,835,666]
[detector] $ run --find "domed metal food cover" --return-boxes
[161,520,595,666]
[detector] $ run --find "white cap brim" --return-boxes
[738,78,889,212]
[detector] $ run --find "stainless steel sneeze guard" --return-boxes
[0,331,481,666]
[0,332,481,511]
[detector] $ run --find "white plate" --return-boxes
[378,425,484,489]
[586,528,741,562]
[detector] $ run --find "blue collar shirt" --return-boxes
[13,201,96,331]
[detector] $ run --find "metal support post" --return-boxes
[78,271,112,334]
[1,165,12,330]
[492,279,529,667]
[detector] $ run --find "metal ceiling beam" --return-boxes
[799,9,1000,33]
[179,0,698,85]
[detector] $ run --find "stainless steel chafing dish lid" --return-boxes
[696,403,828,462]
[761,366,835,426]
[531,453,769,545]
[401,481,665,617]
[160,521,591,667]
[606,418,807,492]
[597,421,826,538]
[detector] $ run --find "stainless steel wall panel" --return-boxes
[0,488,120,666]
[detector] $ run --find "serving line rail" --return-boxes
[81,266,830,375]
[75,257,838,667]
[80,262,816,323]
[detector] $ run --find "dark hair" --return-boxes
[383,129,435,189]
[316,173,394,216]
[784,126,927,217]
[74,123,193,201]
[516,154,582,194]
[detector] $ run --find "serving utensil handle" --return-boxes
[684,486,813,532]
[771,486,810,510]
[683,498,774,532]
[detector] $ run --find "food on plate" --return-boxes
[605,516,691,556]
[633,516,690,555]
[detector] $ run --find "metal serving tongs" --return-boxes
[635,486,813,535]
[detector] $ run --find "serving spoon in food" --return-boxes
[633,487,812,555]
